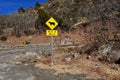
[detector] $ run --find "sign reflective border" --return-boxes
[46,30,58,36]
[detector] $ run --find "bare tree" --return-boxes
[7,13,37,37]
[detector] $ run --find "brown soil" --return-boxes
[34,53,120,80]
[0,29,86,46]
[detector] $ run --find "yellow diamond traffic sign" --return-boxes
[46,30,58,36]
[46,17,58,30]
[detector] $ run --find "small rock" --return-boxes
[98,56,107,62]
[86,55,91,59]
[25,51,38,56]
[72,53,78,58]
[12,62,22,65]
[95,64,99,66]
[98,57,103,61]
[111,67,118,71]
[65,57,72,62]
[24,64,28,66]
[49,62,55,66]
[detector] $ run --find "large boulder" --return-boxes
[98,42,120,63]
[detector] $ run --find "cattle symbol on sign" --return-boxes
[46,17,58,30]
[49,22,55,26]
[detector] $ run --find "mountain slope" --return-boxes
[42,0,120,27]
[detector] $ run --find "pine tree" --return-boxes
[18,7,25,14]
[35,2,41,9]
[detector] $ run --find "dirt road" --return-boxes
[0,52,92,80]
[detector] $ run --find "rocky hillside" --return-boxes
[0,0,119,42]
[43,0,120,27]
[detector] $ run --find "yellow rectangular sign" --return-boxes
[46,30,58,36]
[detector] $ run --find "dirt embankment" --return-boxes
[0,28,86,46]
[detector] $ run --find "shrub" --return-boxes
[18,7,25,14]
[56,18,71,32]
[24,30,35,36]
[0,36,7,41]
[35,2,41,9]
[35,9,49,33]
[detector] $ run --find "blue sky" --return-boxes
[0,0,48,15]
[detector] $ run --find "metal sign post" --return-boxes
[51,36,54,65]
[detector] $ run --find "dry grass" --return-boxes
[34,53,120,80]
[12,51,120,80]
